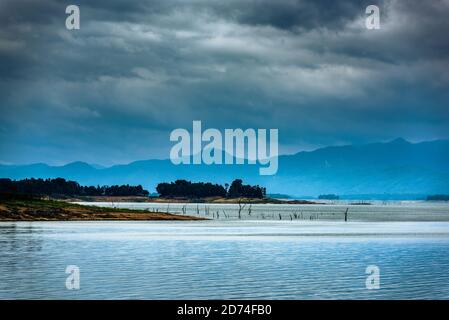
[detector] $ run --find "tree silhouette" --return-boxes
[0,178,149,197]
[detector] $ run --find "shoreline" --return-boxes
[73,200,449,222]
[62,195,321,205]
[2,196,448,222]
[0,198,204,221]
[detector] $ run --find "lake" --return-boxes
[1,218,449,299]
[78,201,449,221]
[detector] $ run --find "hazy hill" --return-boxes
[1,139,448,198]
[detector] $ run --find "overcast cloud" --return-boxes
[0,0,448,165]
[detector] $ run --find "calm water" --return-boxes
[79,201,449,221]
[1,220,449,299]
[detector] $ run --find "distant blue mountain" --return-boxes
[1,139,448,197]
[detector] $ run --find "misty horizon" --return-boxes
[0,136,444,167]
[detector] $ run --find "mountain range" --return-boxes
[1,138,448,198]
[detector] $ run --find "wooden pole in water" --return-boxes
[344,208,349,222]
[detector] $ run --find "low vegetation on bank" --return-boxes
[0,194,203,221]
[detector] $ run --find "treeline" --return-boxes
[227,179,266,198]
[156,179,266,199]
[0,177,266,199]
[156,180,226,198]
[0,178,149,197]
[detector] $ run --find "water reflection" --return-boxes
[0,222,43,256]
[1,221,449,299]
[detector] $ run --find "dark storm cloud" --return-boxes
[206,0,385,30]
[0,0,448,164]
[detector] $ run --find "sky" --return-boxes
[0,0,448,165]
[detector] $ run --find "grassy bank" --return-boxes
[0,197,204,221]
